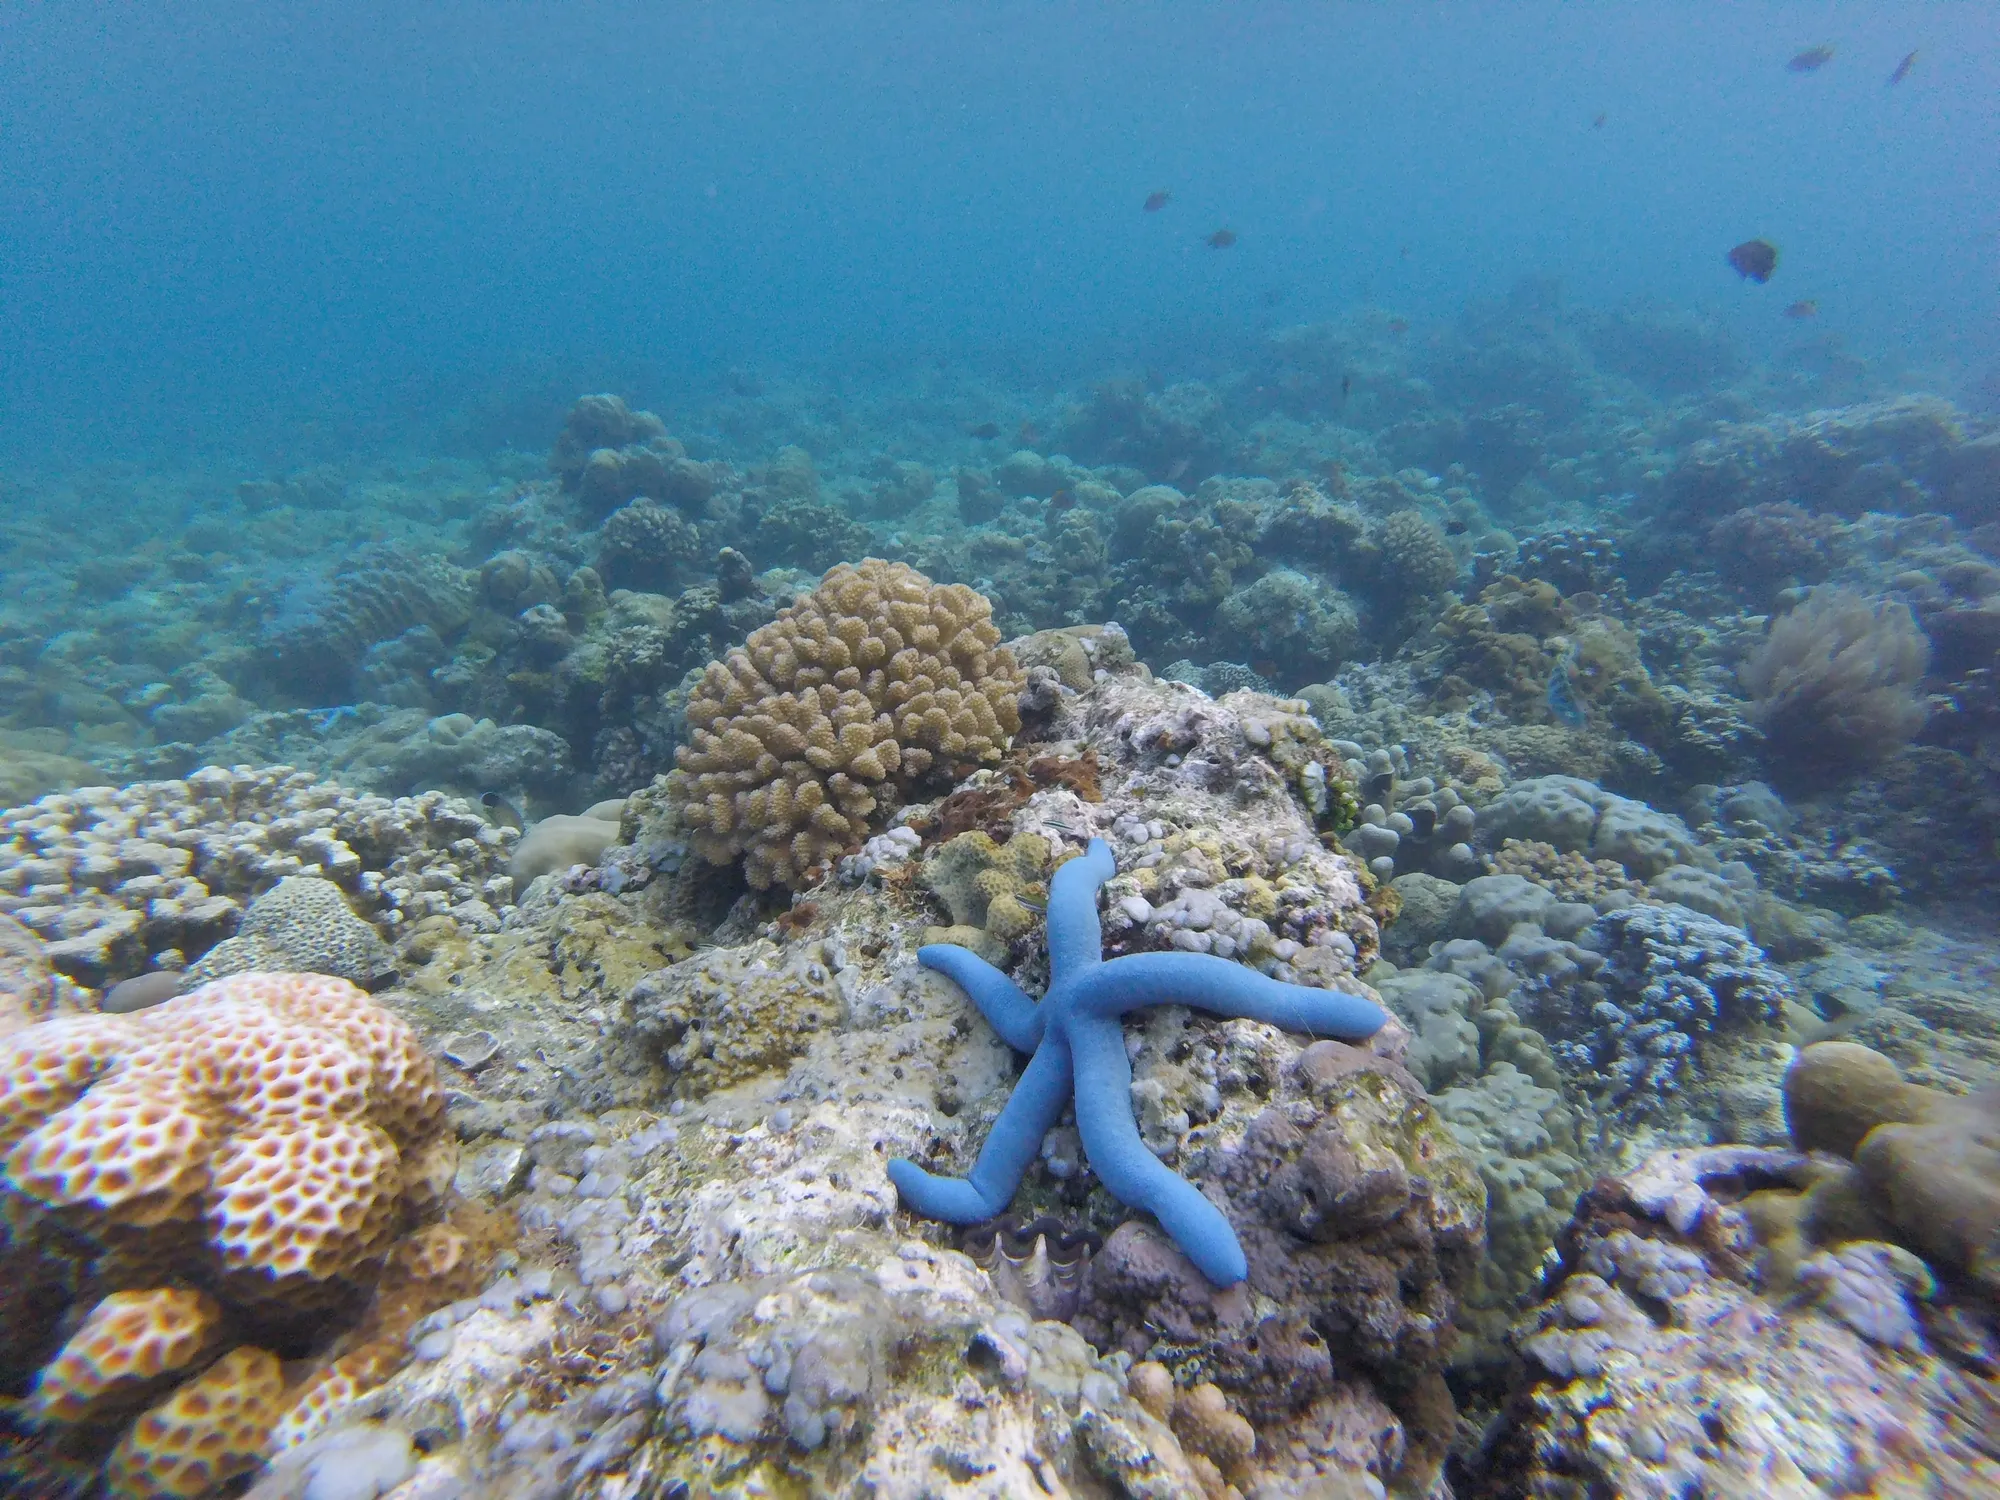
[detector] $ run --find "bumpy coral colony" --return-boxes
[667,559,1023,888]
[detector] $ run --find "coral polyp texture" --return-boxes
[1,970,449,1292]
[668,558,1024,887]
[105,1344,290,1500]
[890,837,1389,1286]
[28,1286,223,1424]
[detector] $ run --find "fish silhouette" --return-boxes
[1546,647,1588,727]
[1728,239,1779,283]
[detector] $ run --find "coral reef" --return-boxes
[1516,901,1792,1118]
[1472,1144,2000,1498]
[0,766,511,987]
[667,559,1024,888]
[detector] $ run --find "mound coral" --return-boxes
[1372,510,1461,600]
[262,544,475,697]
[668,560,1023,888]
[1740,586,1931,778]
[0,972,461,1496]
[1212,569,1360,684]
[551,393,713,520]
[2,971,451,1295]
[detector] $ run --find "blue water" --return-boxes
[3,2,1994,462]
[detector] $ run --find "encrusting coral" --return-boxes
[668,559,1024,888]
[889,837,1389,1286]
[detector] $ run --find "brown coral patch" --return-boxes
[919,748,1103,843]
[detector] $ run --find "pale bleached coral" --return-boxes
[0,766,513,986]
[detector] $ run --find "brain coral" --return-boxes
[668,560,1024,888]
[1,971,450,1296]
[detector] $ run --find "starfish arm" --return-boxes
[888,1033,1073,1222]
[1079,952,1389,1039]
[1068,1015,1249,1286]
[1046,837,1117,977]
[918,943,1044,1051]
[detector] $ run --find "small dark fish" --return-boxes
[1784,299,1819,319]
[1727,238,1779,283]
[480,791,524,832]
[1787,45,1835,73]
[1017,420,1040,444]
[967,422,1001,440]
[1546,647,1588,727]
[1443,518,1469,536]
[1261,285,1286,306]
[1398,244,1411,260]
[1386,316,1409,334]
[1340,374,1352,400]
[1144,190,1171,212]
[1253,659,1279,679]
[1049,487,1077,512]
[1206,228,1237,249]
[1888,50,1918,86]
[1592,111,1607,128]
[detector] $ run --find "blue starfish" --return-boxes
[890,837,1389,1286]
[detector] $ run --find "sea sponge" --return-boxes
[1740,586,1930,778]
[667,560,1023,889]
[1,972,448,1294]
[28,1287,223,1425]
[105,1345,289,1500]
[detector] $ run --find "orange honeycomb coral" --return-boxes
[668,559,1023,888]
[0,972,448,1292]
[105,1345,287,1500]
[29,1287,223,1425]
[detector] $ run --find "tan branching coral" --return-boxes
[1,972,449,1295]
[1741,586,1930,777]
[669,560,1024,888]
